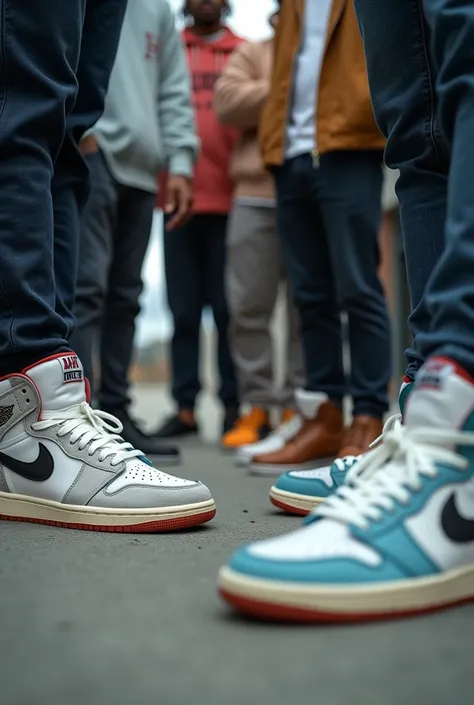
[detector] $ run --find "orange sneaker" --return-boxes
[222,408,271,450]
[280,408,297,424]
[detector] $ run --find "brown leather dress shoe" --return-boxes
[250,392,344,473]
[337,415,383,457]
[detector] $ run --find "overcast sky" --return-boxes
[169,0,277,40]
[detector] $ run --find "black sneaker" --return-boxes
[154,414,199,439]
[222,406,240,436]
[105,407,181,464]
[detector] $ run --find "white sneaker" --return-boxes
[0,354,215,532]
[269,414,403,515]
[235,414,303,467]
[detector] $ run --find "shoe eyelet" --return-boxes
[25,398,30,404]
[21,389,27,394]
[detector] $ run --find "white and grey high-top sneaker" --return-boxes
[0,353,215,532]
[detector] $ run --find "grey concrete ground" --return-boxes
[0,384,472,705]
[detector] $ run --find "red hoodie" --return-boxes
[183,26,242,214]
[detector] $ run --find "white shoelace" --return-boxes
[333,455,362,471]
[316,423,474,530]
[332,413,403,472]
[32,402,144,466]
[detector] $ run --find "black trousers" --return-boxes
[71,152,155,410]
[164,214,238,409]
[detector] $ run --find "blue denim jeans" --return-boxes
[273,151,391,418]
[354,0,474,377]
[0,0,126,373]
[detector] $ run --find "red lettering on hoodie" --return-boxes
[183,27,243,214]
[145,32,160,61]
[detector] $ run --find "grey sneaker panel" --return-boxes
[0,378,40,441]
[63,464,116,506]
[0,467,9,493]
[89,481,212,509]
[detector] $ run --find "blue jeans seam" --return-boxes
[416,0,445,168]
[0,0,20,353]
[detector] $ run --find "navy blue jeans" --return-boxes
[273,152,391,418]
[0,0,126,373]
[354,0,474,377]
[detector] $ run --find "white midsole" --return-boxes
[218,564,474,614]
[269,486,323,512]
[234,454,252,467]
[249,457,334,475]
[235,444,286,467]
[0,492,215,526]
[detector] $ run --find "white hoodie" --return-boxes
[94,0,199,194]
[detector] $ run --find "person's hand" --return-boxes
[79,134,99,155]
[165,175,193,231]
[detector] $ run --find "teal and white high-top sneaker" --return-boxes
[269,380,413,516]
[269,453,363,515]
[219,359,474,622]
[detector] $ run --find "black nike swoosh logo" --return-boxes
[0,444,54,482]
[441,493,474,543]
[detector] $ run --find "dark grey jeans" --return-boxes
[70,152,155,409]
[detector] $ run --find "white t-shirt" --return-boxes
[285,0,333,160]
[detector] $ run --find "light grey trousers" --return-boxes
[225,203,305,408]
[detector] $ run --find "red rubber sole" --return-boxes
[0,508,216,533]
[270,495,310,517]
[219,587,474,624]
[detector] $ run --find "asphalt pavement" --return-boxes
[0,385,472,705]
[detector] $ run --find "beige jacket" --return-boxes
[214,39,275,201]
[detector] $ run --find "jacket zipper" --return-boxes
[311,148,320,168]
[280,0,305,164]
[312,0,346,168]
[285,0,345,169]
[295,0,321,169]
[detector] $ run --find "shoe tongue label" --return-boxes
[26,354,86,412]
[415,359,454,392]
[60,354,84,385]
[407,358,474,431]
